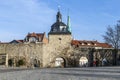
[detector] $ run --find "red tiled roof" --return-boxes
[71,40,112,48]
[16,40,24,43]
[9,32,47,43]
[26,32,48,43]
[96,43,112,48]
[27,32,44,40]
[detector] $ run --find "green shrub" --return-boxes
[17,59,25,66]
[8,58,14,66]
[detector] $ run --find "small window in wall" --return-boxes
[59,38,62,40]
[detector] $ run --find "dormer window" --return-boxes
[88,43,91,45]
[82,43,84,45]
[29,37,36,42]
[59,38,62,40]
[60,26,66,32]
[24,32,45,43]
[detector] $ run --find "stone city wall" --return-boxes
[0,43,43,67]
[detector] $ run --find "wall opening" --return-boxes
[33,59,40,67]
[79,56,88,67]
[0,54,6,65]
[55,57,66,68]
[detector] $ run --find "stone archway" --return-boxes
[33,59,37,67]
[55,57,66,68]
[79,56,88,67]
[33,59,40,67]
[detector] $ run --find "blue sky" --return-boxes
[0,0,120,42]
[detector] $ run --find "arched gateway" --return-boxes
[79,56,88,67]
[55,57,66,67]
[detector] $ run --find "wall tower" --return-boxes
[48,10,72,47]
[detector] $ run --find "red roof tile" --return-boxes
[27,32,44,38]
[26,32,45,42]
[16,40,24,43]
[71,40,112,48]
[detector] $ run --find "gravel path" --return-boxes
[0,67,120,80]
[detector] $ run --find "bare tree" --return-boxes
[103,22,120,49]
[103,21,120,65]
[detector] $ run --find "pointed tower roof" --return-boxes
[49,10,71,35]
[67,15,71,33]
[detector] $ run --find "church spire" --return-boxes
[67,10,71,32]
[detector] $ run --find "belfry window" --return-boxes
[60,26,66,32]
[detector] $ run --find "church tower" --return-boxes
[48,10,72,47]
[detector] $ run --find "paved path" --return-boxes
[0,67,120,80]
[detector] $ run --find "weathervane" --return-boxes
[58,5,61,11]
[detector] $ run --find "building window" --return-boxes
[82,43,84,45]
[60,26,66,32]
[29,37,36,42]
[59,38,62,40]
[88,43,91,45]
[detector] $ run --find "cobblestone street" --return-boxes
[0,67,120,80]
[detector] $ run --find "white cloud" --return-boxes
[0,0,56,42]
